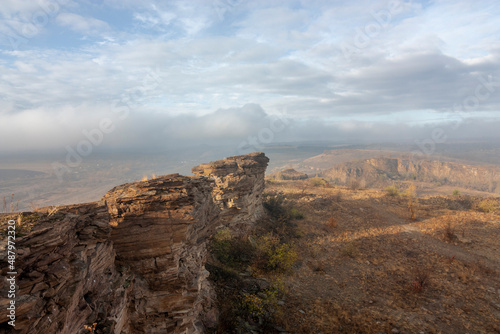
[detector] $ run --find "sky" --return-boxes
[0,0,499,154]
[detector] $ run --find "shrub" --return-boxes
[349,179,361,190]
[477,199,500,213]
[263,193,287,220]
[309,177,329,187]
[409,267,430,293]
[210,229,254,269]
[340,242,359,258]
[263,193,304,221]
[443,223,457,242]
[385,185,399,197]
[256,233,297,273]
[452,189,461,196]
[326,216,338,229]
[239,280,286,324]
[289,207,304,220]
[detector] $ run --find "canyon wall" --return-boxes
[0,152,269,334]
[320,157,500,193]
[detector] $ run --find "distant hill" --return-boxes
[319,157,500,194]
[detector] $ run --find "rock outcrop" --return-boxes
[192,152,269,231]
[0,152,269,334]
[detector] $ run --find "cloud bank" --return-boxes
[0,0,499,153]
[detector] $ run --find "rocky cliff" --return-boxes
[320,157,500,193]
[0,152,269,334]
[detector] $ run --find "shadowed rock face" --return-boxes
[0,153,269,334]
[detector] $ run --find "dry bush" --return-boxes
[443,224,456,242]
[385,185,399,197]
[406,183,417,220]
[29,201,40,212]
[349,179,361,190]
[309,177,329,187]
[409,266,431,293]
[334,191,342,203]
[340,242,359,258]
[326,216,338,229]
[443,223,457,242]
[312,260,325,272]
[2,194,19,213]
[477,198,499,213]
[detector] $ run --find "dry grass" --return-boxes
[262,179,500,334]
[477,198,500,213]
[2,194,19,213]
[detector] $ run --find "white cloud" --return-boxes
[56,12,109,34]
[1,0,500,152]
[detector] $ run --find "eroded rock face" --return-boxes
[0,203,131,334]
[192,152,269,233]
[320,157,500,192]
[0,153,268,334]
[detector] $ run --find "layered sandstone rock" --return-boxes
[0,153,269,334]
[0,203,130,334]
[192,152,269,232]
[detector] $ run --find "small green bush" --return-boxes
[263,193,287,220]
[210,229,254,269]
[452,190,461,196]
[289,207,304,220]
[256,233,297,273]
[385,185,399,197]
[238,280,286,324]
[263,193,305,221]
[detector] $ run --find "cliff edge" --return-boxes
[0,152,269,334]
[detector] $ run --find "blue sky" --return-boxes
[0,0,499,152]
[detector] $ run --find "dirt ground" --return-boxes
[265,180,500,334]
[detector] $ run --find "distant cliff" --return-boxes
[0,152,269,334]
[320,157,500,193]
